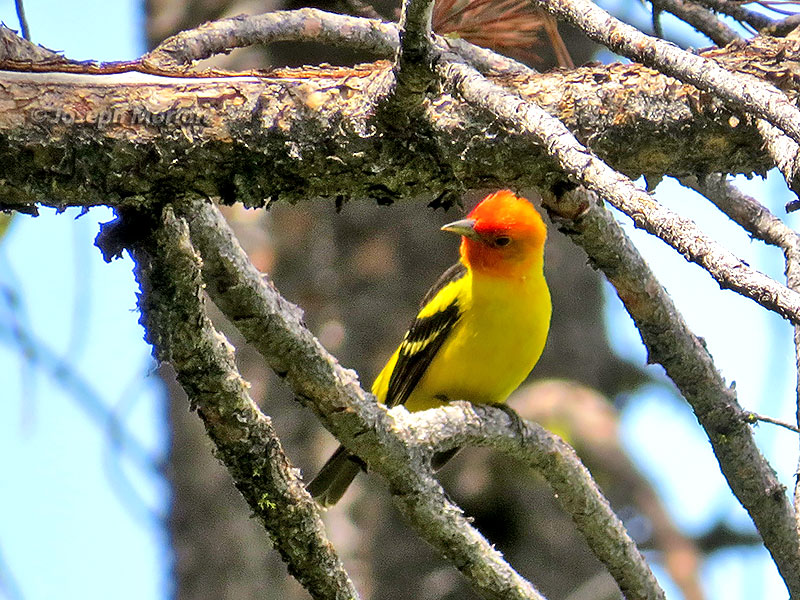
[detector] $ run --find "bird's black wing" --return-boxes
[385,262,467,408]
[418,262,467,308]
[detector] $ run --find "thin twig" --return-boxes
[121,206,360,600]
[181,199,549,600]
[759,2,800,18]
[744,411,800,433]
[144,9,399,69]
[678,174,799,251]
[652,3,665,38]
[693,0,775,30]
[14,0,30,41]
[652,0,741,46]
[532,0,800,145]
[444,36,534,74]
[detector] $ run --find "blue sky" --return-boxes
[608,170,800,599]
[0,2,166,600]
[1,1,799,599]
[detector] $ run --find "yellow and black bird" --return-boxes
[308,190,552,506]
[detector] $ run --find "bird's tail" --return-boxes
[307,444,363,507]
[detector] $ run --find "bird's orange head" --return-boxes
[441,190,547,277]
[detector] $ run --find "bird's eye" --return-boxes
[494,236,511,247]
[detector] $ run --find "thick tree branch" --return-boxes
[0,62,761,210]
[534,0,800,144]
[181,198,550,600]
[0,70,764,211]
[11,19,800,213]
[119,205,359,600]
[541,186,800,597]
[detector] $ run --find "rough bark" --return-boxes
[119,204,359,600]
[9,34,800,212]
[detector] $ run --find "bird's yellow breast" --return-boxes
[373,265,551,412]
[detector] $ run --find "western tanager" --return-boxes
[308,190,551,506]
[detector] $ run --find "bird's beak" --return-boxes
[441,218,480,241]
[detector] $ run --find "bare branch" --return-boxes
[391,0,440,118]
[144,9,400,69]
[679,173,799,249]
[680,173,800,540]
[533,0,800,144]
[756,120,800,209]
[541,185,800,596]
[762,14,800,36]
[652,0,741,46]
[120,206,360,600]
[400,0,435,54]
[692,0,776,30]
[13,0,30,42]
[400,402,665,600]
[144,9,530,78]
[443,35,534,74]
[181,199,550,600]
[744,411,800,433]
